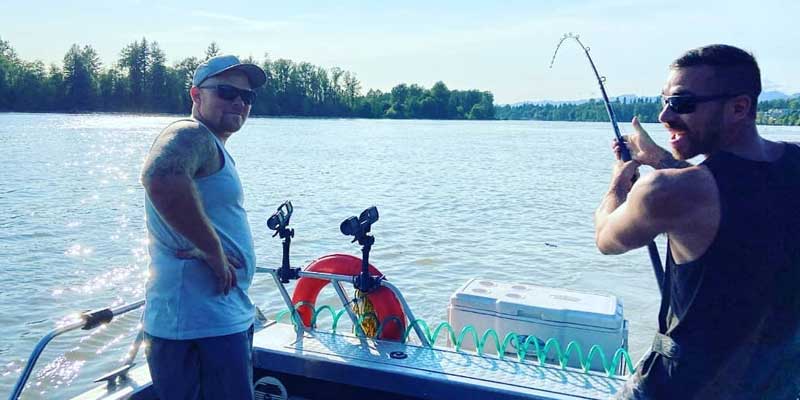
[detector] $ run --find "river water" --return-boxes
[1,113,798,398]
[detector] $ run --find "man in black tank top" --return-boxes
[594,44,800,399]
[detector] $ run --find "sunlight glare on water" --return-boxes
[0,113,798,398]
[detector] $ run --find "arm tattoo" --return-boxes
[144,126,214,179]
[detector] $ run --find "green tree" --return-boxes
[97,68,124,110]
[0,37,20,110]
[342,71,361,111]
[430,81,450,118]
[205,42,221,59]
[119,38,149,110]
[44,63,66,111]
[147,42,170,112]
[249,55,277,115]
[467,92,495,120]
[63,44,100,111]
[0,36,500,120]
[173,56,200,111]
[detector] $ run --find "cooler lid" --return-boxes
[450,279,623,329]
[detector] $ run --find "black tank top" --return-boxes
[638,143,800,398]
[667,143,800,349]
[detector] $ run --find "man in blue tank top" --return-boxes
[140,55,266,399]
[595,45,800,399]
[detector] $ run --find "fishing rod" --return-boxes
[549,33,665,294]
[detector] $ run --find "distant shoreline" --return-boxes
[495,99,800,127]
[2,110,799,127]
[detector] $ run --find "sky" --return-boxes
[2,0,799,104]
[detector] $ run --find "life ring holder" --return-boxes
[291,253,406,341]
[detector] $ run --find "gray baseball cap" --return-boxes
[192,54,267,88]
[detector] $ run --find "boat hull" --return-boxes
[73,321,625,400]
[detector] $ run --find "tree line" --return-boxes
[495,97,800,126]
[757,98,800,126]
[0,37,495,120]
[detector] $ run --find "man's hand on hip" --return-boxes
[176,247,244,295]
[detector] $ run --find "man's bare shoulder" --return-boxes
[647,165,713,190]
[154,119,213,149]
[633,165,716,218]
[143,120,217,179]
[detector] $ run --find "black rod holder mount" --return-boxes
[340,206,383,292]
[268,201,300,283]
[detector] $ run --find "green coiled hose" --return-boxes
[274,305,634,376]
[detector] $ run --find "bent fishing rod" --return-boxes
[549,33,665,294]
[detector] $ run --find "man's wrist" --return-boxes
[597,183,628,220]
[606,183,629,204]
[198,241,225,261]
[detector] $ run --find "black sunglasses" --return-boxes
[661,93,739,114]
[200,84,257,105]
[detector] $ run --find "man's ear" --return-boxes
[730,95,752,121]
[190,86,202,104]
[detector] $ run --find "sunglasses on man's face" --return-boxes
[200,84,257,105]
[661,93,739,114]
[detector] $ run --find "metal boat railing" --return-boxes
[9,266,428,399]
[256,266,431,347]
[261,202,430,346]
[9,300,145,400]
[11,203,430,399]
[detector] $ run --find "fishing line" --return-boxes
[549,33,665,293]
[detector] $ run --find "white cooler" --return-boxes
[447,278,628,373]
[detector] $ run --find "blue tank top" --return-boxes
[143,119,255,340]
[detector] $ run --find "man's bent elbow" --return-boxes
[595,235,627,255]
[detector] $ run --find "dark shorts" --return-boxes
[616,346,800,400]
[145,326,254,400]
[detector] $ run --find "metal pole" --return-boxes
[10,300,145,400]
[381,281,431,347]
[261,268,304,333]
[331,281,367,337]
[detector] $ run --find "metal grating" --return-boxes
[284,330,624,399]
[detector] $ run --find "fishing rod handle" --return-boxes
[619,141,633,162]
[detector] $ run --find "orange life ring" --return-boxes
[291,253,406,341]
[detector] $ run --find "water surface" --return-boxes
[1,113,798,398]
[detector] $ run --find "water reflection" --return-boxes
[0,113,798,398]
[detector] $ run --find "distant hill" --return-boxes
[760,91,790,101]
[508,92,797,107]
[759,91,800,101]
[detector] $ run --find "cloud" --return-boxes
[189,10,290,32]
